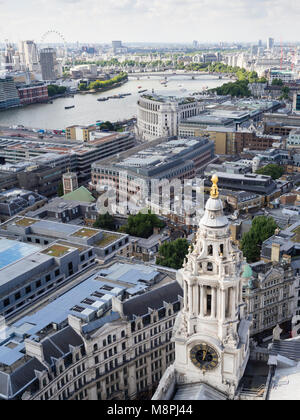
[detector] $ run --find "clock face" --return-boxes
[190,343,219,371]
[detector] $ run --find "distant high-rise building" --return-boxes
[267,37,274,50]
[40,48,57,81]
[192,40,198,48]
[19,41,39,71]
[258,39,262,47]
[112,40,122,53]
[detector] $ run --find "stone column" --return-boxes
[200,285,205,317]
[195,284,199,316]
[184,281,188,311]
[211,287,216,319]
[221,289,226,321]
[231,288,236,319]
[188,285,193,316]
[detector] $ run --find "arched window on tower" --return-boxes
[207,262,213,272]
[220,244,224,256]
[208,245,213,256]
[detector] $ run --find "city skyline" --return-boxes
[0,0,299,44]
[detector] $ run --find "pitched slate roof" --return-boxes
[123,281,182,319]
[270,339,300,362]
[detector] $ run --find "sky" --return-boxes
[0,0,299,44]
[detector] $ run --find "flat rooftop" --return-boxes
[0,269,125,367]
[0,238,40,270]
[0,262,168,367]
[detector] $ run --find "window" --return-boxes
[14,292,21,301]
[25,286,31,294]
[36,280,41,288]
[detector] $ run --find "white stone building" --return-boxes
[243,261,296,339]
[136,94,203,141]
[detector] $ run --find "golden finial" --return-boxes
[210,174,219,199]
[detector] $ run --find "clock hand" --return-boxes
[202,350,207,361]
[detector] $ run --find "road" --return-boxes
[128,71,233,78]
[0,125,66,142]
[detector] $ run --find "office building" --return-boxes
[19,41,39,72]
[136,94,203,141]
[287,129,300,148]
[112,41,122,53]
[91,136,215,211]
[0,189,47,222]
[40,48,57,81]
[203,172,277,196]
[267,38,274,50]
[0,76,20,110]
[293,93,300,114]
[17,82,48,105]
[243,261,295,340]
[0,262,182,400]
[0,216,130,317]
[66,125,96,142]
[269,70,296,83]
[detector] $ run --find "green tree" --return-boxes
[241,216,277,263]
[156,239,190,269]
[93,212,116,230]
[271,78,284,86]
[258,77,268,83]
[47,85,67,97]
[121,211,165,239]
[78,83,88,91]
[280,86,290,100]
[256,164,285,180]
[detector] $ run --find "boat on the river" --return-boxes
[138,89,148,93]
[65,105,75,109]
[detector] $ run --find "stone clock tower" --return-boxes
[171,175,251,398]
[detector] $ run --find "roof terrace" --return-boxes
[42,244,73,258]
[71,228,98,239]
[94,233,120,248]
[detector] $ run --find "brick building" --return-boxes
[17,83,49,105]
[235,131,282,154]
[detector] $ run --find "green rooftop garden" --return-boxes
[94,233,120,248]
[42,244,71,258]
[72,228,98,238]
[292,226,300,243]
[15,218,38,227]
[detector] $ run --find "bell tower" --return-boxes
[173,175,251,398]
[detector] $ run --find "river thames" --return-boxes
[0,75,227,130]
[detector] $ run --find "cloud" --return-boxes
[1,0,299,43]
